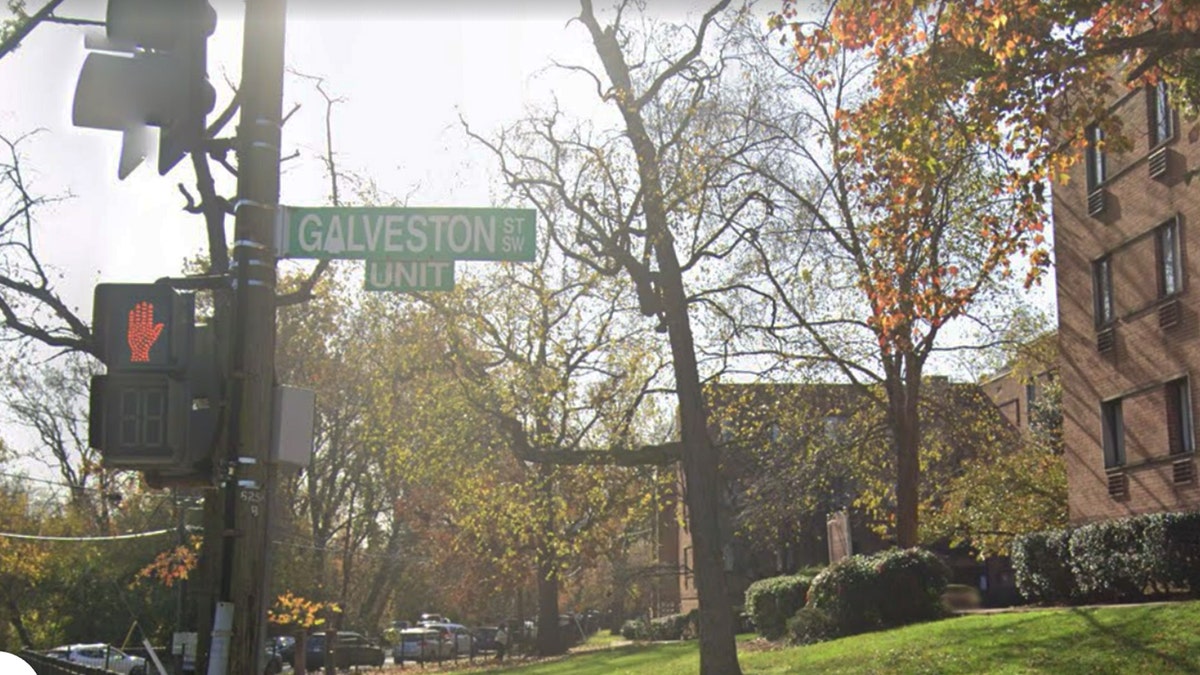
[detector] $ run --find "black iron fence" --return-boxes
[18,651,112,675]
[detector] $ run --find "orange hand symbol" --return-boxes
[127,301,165,363]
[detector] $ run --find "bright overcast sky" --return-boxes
[0,0,701,318]
[0,0,759,471]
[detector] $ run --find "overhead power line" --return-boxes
[0,525,200,542]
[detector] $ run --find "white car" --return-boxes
[393,627,446,664]
[423,623,474,657]
[47,643,147,675]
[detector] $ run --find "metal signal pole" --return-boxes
[211,0,286,672]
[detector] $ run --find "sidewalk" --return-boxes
[953,599,1179,615]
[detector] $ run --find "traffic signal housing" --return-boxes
[89,283,215,476]
[72,0,217,178]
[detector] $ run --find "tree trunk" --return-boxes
[294,630,307,675]
[606,559,626,632]
[339,490,355,623]
[535,550,562,655]
[668,310,742,674]
[357,512,404,630]
[580,3,741,672]
[534,463,565,656]
[5,597,34,648]
[888,365,922,548]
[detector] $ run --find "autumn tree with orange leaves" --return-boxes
[763,0,1200,547]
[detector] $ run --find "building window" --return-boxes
[1102,398,1125,468]
[823,415,847,441]
[1157,218,1182,297]
[682,546,693,589]
[1093,257,1114,327]
[1086,124,1107,191]
[1150,81,1174,147]
[1166,378,1195,456]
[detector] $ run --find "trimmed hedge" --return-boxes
[1145,511,1200,592]
[1012,529,1077,603]
[745,574,811,640]
[649,610,699,640]
[620,611,700,641]
[785,606,838,645]
[1069,517,1151,601]
[620,619,646,640]
[805,547,949,639]
[1013,510,1200,605]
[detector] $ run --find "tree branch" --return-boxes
[0,0,66,62]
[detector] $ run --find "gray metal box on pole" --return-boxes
[272,385,315,468]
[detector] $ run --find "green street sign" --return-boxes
[364,260,455,292]
[276,206,536,261]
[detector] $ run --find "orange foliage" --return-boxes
[134,534,200,588]
[772,0,1200,354]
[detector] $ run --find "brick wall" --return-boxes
[1055,82,1200,523]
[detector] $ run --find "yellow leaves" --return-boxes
[0,537,47,585]
[269,592,341,629]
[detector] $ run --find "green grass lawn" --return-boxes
[483,600,1200,674]
[580,631,631,649]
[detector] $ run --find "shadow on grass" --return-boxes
[1068,607,1200,674]
[899,607,1200,673]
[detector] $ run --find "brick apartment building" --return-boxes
[1054,79,1200,523]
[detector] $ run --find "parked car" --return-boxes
[423,622,474,657]
[393,627,446,664]
[303,631,385,670]
[472,626,500,655]
[46,644,147,675]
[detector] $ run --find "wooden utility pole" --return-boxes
[216,0,286,672]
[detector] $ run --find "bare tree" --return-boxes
[416,219,671,655]
[1,352,137,532]
[465,2,783,671]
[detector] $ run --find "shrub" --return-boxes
[806,547,949,638]
[1145,511,1200,593]
[647,612,697,641]
[872,548,949,626]
[806,554,880,636]
[1014,511,1200,604]
[786,606,838,645]
[1069,518,1151,602]
[1012,529,1076,604]
[619,619,647,640]
[744,574,811,640]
